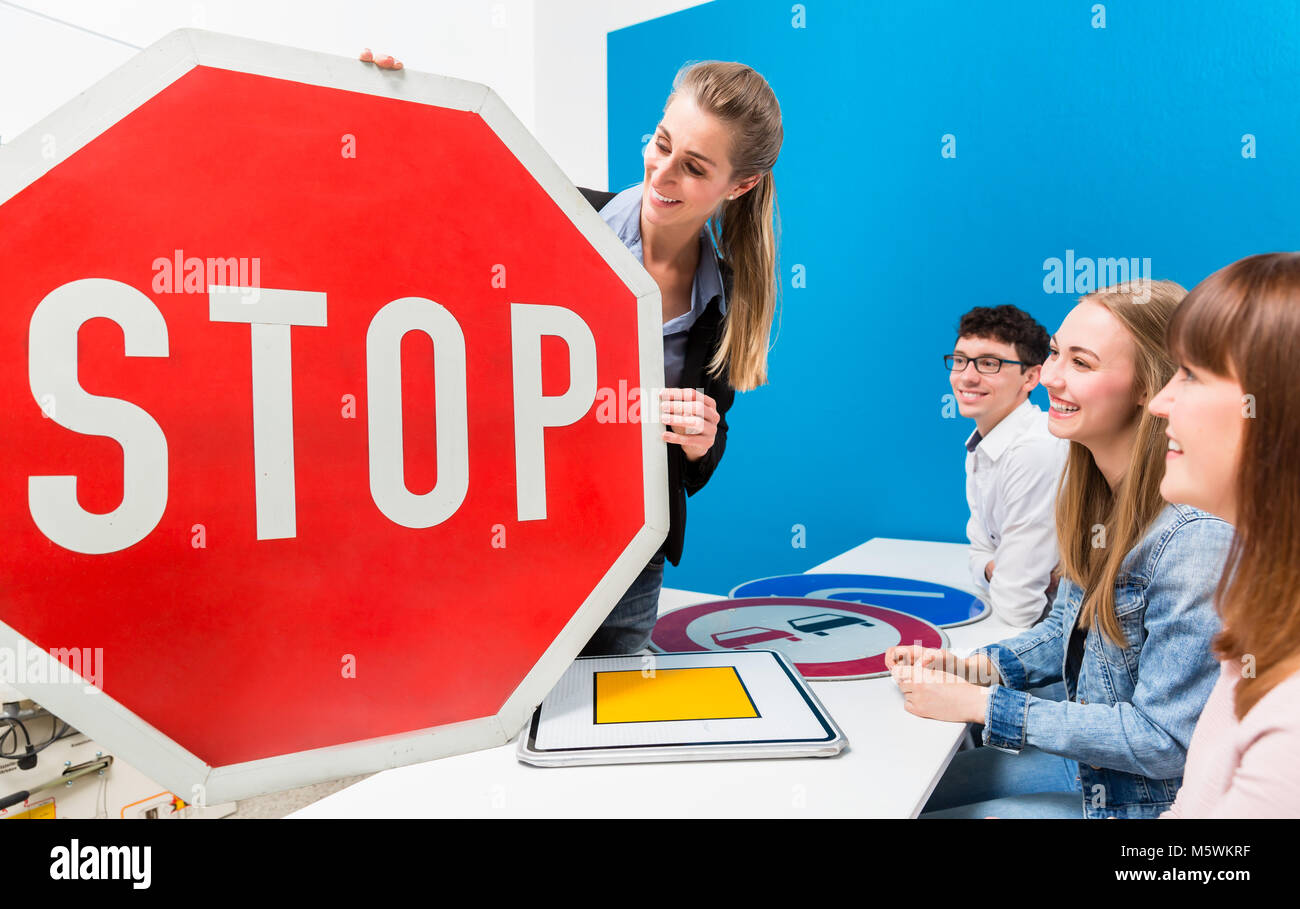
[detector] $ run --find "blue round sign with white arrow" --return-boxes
[728,573,988,628]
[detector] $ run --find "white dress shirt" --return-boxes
[964,398,1069,627]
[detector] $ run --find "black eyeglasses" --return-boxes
[944,354,1025,375]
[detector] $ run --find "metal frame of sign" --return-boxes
[0,28,668,803]
[517,651,848,767]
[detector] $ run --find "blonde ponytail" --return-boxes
[668,61,782,392]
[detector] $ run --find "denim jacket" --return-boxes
[976,502,1234,818]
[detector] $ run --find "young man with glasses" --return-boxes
[948,306,1067,627]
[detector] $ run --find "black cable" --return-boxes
[0,716,37,768]
[28,720,71,756]
[0,715,74,762]
[0,716,32,758]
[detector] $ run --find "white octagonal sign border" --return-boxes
[0,28,667,804]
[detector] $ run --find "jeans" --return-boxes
[578,551,665,656]
[920,744,1083,818]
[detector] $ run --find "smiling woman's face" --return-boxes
[642,94,749,227]
[1039,300,1144,446]
[1148,359,1245,523]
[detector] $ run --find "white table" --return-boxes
[290,538,1024,818]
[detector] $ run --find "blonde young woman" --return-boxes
[360,51,783,655]
[886,281,1234,818]
[1151,252,1300,817]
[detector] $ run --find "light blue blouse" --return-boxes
[598,182,728,390]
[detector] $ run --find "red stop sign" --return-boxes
[0,30,666,801]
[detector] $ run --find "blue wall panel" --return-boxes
[607,0,1300,595]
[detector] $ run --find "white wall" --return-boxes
[0,0,711,187]
[0,0,538,142]
[533,0,714,190]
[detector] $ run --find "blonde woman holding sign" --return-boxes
[360,50,784,654]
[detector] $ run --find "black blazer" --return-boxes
[579,187,735,566]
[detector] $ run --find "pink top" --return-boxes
[1163,659,1300,818]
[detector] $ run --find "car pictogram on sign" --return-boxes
[710,626,802,649]
[787,613,873,636]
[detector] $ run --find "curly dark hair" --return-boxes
[955,305,1050,369]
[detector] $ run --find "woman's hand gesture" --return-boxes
[885,644,959,675]
[891,662,994,724]
[659,388,720,462]
[885,645,1001,686]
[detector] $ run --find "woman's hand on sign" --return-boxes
[360,48,403,70]
[660,388,720,462]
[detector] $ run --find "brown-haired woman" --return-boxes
[887,280,1235,818]
[360,52,783,654]
[1150,252,1300,817]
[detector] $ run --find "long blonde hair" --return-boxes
[1055,280,1186,646]
[667,61,782,391]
